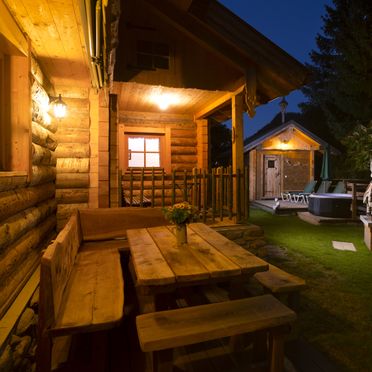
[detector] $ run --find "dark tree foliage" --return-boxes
[300,0,372,176]
[209,120,231,167]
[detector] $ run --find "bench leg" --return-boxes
[268,326,289,372]
[90,331,109,372]
[152,349,173,372]
[36,332,52,372]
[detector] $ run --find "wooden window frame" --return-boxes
[118,125,171,173]
[0,42,31,175]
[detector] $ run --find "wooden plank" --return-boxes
[136,294,296,352]
[78,207,168,241]
[169,226,241,279]
[53,249,123,335]
[189,223,268,274]
[127,228,175,286]
[148,226,210,283]
[254,264,306,294]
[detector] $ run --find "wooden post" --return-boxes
[202,169,207,223]
[211,168,216,223]
[192,168,197,208]
[183,170,188,202]
[151,168,155,207]
[236,169,242,223]
[161,169,165,207]
[232,94,244,222]
[118,169,122,207]
[228,166,233,219]
[130,169,133,206]
[172,170,176,205]
[140,168,144,207]
[244,166,250,220]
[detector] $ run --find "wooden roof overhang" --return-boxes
[113,0,310,121]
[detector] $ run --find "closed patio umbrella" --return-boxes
[320,145,331,180]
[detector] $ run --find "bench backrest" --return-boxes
[39,211,82,331]
[78,207,168,241]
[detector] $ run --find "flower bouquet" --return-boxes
[162,202,196,245]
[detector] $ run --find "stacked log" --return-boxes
[55,97,90,230]
[170,126,197,170]
[0,57,58,372]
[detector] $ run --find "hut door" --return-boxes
[263,155,280,198]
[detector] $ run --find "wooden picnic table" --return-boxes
[127,222,269,313]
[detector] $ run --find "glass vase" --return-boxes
[175,223,187,245]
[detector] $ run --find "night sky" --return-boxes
[218,0,332,137]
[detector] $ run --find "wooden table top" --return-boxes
[127,223,268,288]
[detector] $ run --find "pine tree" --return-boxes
[301,0,372,176]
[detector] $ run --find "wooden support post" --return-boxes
[202,169,207,223]
[161,169,165,207]
[211,168,216,223]
[232,94,244,222]
[151,168,155,207]
[183,170,188,202]
[192,168,197,208]
[140,168,144,207]
[172,170,176,205]
[130,169,133,206]
[244,166,250,220]
[228,166,233,219]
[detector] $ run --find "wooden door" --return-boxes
[263,155,280,198]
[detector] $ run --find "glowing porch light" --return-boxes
[150,90,180,111]
[53,94,67,119]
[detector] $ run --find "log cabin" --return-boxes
[0,0,310,366]
[244,120,339,200]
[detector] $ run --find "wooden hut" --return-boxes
[244,120,338,200]
[0,0,310,360]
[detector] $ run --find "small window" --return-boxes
[127,135,163,168]
[137,40,170,70]
[268,160,275,168]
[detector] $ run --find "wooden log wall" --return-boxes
[119,111,198,171]
[55,97,90,230]
[0,59,56,318]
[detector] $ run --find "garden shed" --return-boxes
[244,120,338,200]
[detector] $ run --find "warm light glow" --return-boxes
[53,94,67,118]
[280,142,289,150]
[150,88,180,111]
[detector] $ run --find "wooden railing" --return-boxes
[119,167,249,223]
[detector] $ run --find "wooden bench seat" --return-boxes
[136,294,296,372]
[254,264,306,309]
[37,212,124,372]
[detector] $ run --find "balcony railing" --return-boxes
[119,167,249,223]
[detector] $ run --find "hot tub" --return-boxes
[308,193,352,218]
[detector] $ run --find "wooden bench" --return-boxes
[37,211,125,372]
[77,207,168,253]
[254,264,306,309]
[136,294,296,372]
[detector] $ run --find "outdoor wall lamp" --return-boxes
[51,94,67,119]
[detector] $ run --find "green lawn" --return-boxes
[247,208,372,372]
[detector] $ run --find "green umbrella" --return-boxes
[320,145,331,180]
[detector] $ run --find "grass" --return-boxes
[247,208,372,372]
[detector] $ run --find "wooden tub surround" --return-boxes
[136,294,297,372]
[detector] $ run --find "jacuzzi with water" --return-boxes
[308,193,352,218]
